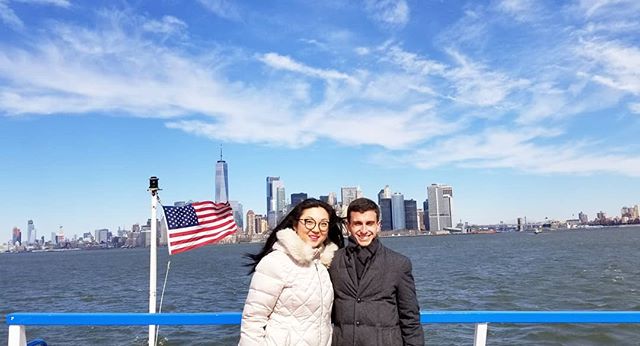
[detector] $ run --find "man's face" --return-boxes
[348,210,380,247]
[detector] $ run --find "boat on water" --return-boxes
[534,228,543,234]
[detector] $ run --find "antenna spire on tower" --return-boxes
[220,144,223,161]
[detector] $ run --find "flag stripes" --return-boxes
[163,201,237,255]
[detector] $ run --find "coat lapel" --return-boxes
[344,247,358,291]
[354,248,379,292]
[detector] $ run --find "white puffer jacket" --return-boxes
[239,228,338,346]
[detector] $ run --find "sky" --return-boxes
[1,0,639,241]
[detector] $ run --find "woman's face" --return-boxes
[294,207,330,248]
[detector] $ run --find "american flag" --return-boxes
[162,201,237,255]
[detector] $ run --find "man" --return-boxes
[329,198,424,346]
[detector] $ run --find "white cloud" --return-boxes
[311,104,461,149]
[142,15,187,36]
[578,0,640,18]
[0,12,448,150]
[578,40,640,95]
[434,7,489,49]
[166,118,313,148]
[354,46,370,55]
[0,17,271,120]
[259,52,358,84]
[0,0,23,28]
[364,0,409,28]
[496,0,540,22]
[377,43,529,108]
[444,49,530,107]
[389,126,640,176]
[14,0,69,6]
[360,73,423,103]
[197,0,241,21]
[582,43,640,95]
[582,20,640,34]
[2,4,640,178]
[381,43,447,76]
[0,0,70,29]
[516,83,567,124]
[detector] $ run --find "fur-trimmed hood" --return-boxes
[274,228,338,267]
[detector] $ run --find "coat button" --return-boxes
[357,298,362,303]
[356,321,361,326]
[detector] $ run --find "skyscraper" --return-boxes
[404,199,418,231]
[215,147,229,203]
[378,185,393,231]
[12,227,21,245]
[290,193,308,208]
[230,200,244,232]
[27,219,35,245]
[246,210,256,237]
[379,198,393,231]
[423,199,429,231]
[417,208,425,232]
[266,176,280,214]
[327,192,337,206]
[578,211,588,224]
[276,185,286,212]
[391,192,406,230]
[266,177,285,228]
[427,184,453,232]
[379,185,391,199]
[341,186,359,206]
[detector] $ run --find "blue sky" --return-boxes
[1,0,640,240]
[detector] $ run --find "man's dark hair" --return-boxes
[347,198,380,222]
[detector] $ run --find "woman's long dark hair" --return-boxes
[246,198,344,273]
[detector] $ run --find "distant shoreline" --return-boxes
[3,224,638,254]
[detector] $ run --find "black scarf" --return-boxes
[348,237,380,281]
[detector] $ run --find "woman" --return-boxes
[239,198,344,346]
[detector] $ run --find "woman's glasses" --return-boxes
[298,219,330,232]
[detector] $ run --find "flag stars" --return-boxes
[164,205,199,229]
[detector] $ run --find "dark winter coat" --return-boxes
[329,239,424,346]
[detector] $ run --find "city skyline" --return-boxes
[1,0,640,240]
[4,171,638,241]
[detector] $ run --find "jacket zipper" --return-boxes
[315,261,324,345]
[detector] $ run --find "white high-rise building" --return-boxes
[230,200,244,231]
[276,185,286,213]
[382,185,391,198]
[266,177,285,228]
[215,147,229,203]
[266,177,280,214]
[26,220,36,245]
[427,184,453,232]
[327,192,337,206]
[95,228,109,244]
[341,186,360,206]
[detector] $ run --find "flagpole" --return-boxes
[148,176,160,346]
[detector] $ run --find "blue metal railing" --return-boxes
[7,311,640,346]
[7,311,640,325]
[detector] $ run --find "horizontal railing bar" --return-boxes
[419,311,640,324]
[6,311,640,326]
[6,313,241,326]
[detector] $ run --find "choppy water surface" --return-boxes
[1,226,639,345]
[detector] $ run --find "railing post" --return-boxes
[8,324,26,346]
[473,322,488,346]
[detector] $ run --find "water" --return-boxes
[1,226,639,345]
